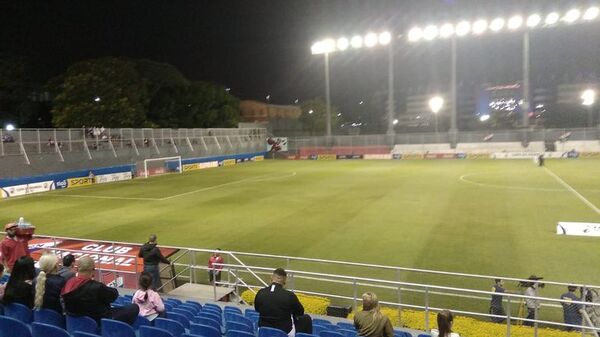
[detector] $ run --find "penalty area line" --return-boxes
[544,167,600,215]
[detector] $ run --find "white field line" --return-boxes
[459,173,565,192]
[544,167,600,215]
[37,194,159,201]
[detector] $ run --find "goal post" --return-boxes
[142,156,182,178]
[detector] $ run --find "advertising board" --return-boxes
[557,222,600,237]
[424,153,456,159]
[317,154,337,160]
[254,155,265,161]
[221,159,236,166]
[336,154,363,160]
[1,181,55,198]
[67,177,94,188]
[363,154,392,160]
[95,172,133,184]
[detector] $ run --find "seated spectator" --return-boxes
[432,310,460,337]
[58,254,76,280]
[133,272,165,321]
[62,256,139,325]
[353,292,393,337]
[34,253,67,313]
[3,256,35,308]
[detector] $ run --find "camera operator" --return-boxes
[522,275,544,326]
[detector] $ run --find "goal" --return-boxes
[141,156,182,178]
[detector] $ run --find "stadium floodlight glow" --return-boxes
[508,15,524,30]
[5,123,15,131]
[545,12,560,25]
[480,114,491,122]
[337,37,349,51]
[351,35,363,48]
[526,14,542,27]
[581,89,596,106]
[423,25,439,40]
[490,17,505,32]
[393,119,399,125]
[429,96,444,114]
[439,23,455,38]
[408,27,423,42]
[584,7,600,21]
[378,31,392,45]
[455,21,471,36]
[472,20,488,35]
[311,39,336,55]
[563,9,581,23]
[308,109,314,114]
[364,33,378,47]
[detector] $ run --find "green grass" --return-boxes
[2,159,600,319]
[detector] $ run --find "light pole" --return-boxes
[429,96,444,134]
[581,89,596,127]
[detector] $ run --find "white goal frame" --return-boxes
[143,156,182,178]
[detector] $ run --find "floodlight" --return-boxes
[351,35,363,48]
[393,119,399,125]
[563,9,581,23]
[582,89,596,106]
[490,17,505,32]
[526,14,542,27]
[94,97,101,102]
[440,23,455,38]
[455,21,471,36]
[472,20,488,35]
[545,12,560,25]
[364,33,378,47]
[311,40,335,55]
[5,123,15,131]
[423,25,439,40]
[337,37,349,51]
[480,114,491,122]
[408,27,423,42]
[429,96,444,114]
[584,7,600,20]
[378,31,392,45]
[308,109,314,114]
[508,15,523,30]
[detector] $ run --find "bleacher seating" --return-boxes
[555,140,600,152]
[0,315,32,337]
[101,318,136,337]
[392,144,453,154]
[455,142,525,153]
[32,322,70,337]
[140,326,175,337]
[5,303,34,324]
[155,318,185,337]
[34,309,65,328]
[525,141,546,152]
[66,315,98,335]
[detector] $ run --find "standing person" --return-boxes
[138,235,171,291]
[538,154,545,167]
[62,256,139,325]
[255,268,304,337]
[58,254,76,280]
[2,256,35,308]
[489,279,506,323]
[34,253,66,313]
[524,275,543,326]
[133,272,166,321]
[561,286,582,331]
[353,292,393,337]
[432,310,460,337]
[1,223,30,272]
[0,265,6,300]
[208,249,224,285]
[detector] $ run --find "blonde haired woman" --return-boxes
[354,292,394,337]
[34,253,67,313]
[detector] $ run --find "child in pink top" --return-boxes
[132,273,165,321]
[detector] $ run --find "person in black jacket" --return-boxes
[138,234,171,291]
[61,256,139,325]
[255,268,304,337]
[34,253,66,313]
[3,256,35,308]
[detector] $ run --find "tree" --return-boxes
[180,81,240,128]
[299,97,340,135]
[51,58,147,127]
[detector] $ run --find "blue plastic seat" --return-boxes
[203,303,222,313]
[164,303,176,311]
[225,313,253,330]
[336,323,355,331]
[139,326,176,337]
[155,318,185,337]
[312,325,328,336]
[185,301,202,311]
[226,330,255,337]
[182,334,203,337]
[32,322,71,337]
[194,317,221,331]
[321,324,339,332]
[172,308,195,321]
[73,332,101,337]
[312,319,331,326]
[178,304,200,315]
[338,329,357,337]
[133,315,152,330]
[224,306,242,315]
[226,321,253,334]
[101,318,136,337]
[320,331,344,337]
[5,302,33,324]
[296,334,319,337]
[417,335,431,337]
[34,308,65,328]
[244,309,258,318]
[165,298,183,305]
[190,323,221,337]
[202,307,223,317]
[198,311,222,325]
[66,315,98,335]
[167,312,190,329]
[0,316,32,337]
[258,327,288,337]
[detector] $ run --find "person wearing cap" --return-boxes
[1,223,30,273]
[489,279,506,323]
[524,275,543,326]
[255,268,304,337]
[560,286,582,331]
[208,248,224,285]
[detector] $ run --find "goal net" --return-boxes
[141,156,182,178]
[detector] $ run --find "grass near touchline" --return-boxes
[1,159,599,321]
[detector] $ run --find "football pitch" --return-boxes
[2,159,600,307]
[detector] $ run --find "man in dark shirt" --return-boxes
[138,234,171,291]
[561,286,582,331]
[489,279,506,323]
[255,268,304,337]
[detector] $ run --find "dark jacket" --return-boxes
[138,242,170,266]
[61,275,118,322]
[57,266,76,281]
[39,274,67,313]
[3,280,34,308]
[255,283,304,333]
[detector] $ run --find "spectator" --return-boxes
[0,264,5,300]
[561,286,582,331]
[524,275,543,326]
[58,254,76,280]
[255,268,304,337]
[34,253,66,313]
[353,292,393,337]
[133,272,165,321]
[432,310,460,337]
[3,256,35,308]
[138,234,171,291]
[62,256,139,325]
[1,223,30,272]
[489,279,506,323]
[208,249,223,285]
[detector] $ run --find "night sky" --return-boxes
[2,0,599,112]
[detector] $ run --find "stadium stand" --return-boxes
[555,140,600,152]
[391,143,453,154]
[455,142,525,153]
